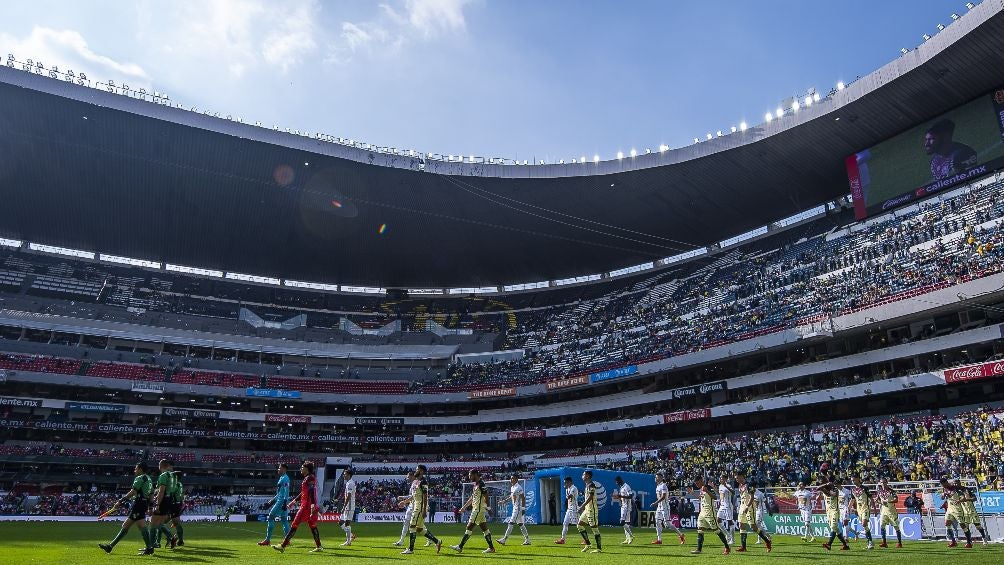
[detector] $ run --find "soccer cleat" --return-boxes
[581,546,591,553]
[138,548,154,555]
[589,549,602,554]
[392,541,403,547]
[554,539,566,544]
[153,543,161,549]
[400,549,414,554]
[801,535,808,542]
[722,548,731,555]
[651,539,663,545]
[840,544,850,551]
[352,533,357,541]
[765,539,772,553]
[309,546,324,552]
[897,542,903,548]
[867,542,874,550]
[450,544,463,553]
[880,542,888,548]
[735,547,747,552]
[98,543,112,554]
[169,536,178,549]
[522,540,531,546]
[496,538,506,545]
[340,541,352,546]
[948,541,958,548]
[482,547,496,553]
[436,541,443,554]
[690,549,702,554]
[257,540,271,546]
[177,540,184,547]
[808,536,815,543]
[271,544,285,553]
[680,534,686,544]
[424,540,432,547]
[822,542,832,551]
[581,539,590,545]
[964,542,973,549]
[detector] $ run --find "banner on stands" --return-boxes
[162,407,219,419]
[0,515,245,522]
[663,408,712,424]
[65,402,126,413]
[670,380,727,399]
[0,418,363,443]
[131,382,164,393]
[355,417,404,426]
[761,513,922,540]
[931,491,1004,513]
[589,365,638,383]
[545,376,589,390]
[245,387,301,399]
[507,430,546,440]
[265,414,311,424]
[468,388,517,400]
[0,396,42,408]
[943,361,1004,383]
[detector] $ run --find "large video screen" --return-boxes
[846,87,1004,219]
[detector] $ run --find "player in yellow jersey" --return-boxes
[733,472,772,553]
[850,474,875,549]
[876,478,902,548]
[450,470,496,554]
[955,480,989,548]
[690,476,731,555]
[401,465,442,555]
[939,477,964,548]
[819,476,850,551]
[575,470,602,553]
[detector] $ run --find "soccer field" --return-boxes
[0,522,1001,565]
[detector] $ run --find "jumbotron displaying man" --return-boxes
[924,119,977,180]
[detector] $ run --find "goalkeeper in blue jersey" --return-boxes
[258,463,292,546]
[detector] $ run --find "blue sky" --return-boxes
[0,0,974,161]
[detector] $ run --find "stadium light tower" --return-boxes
[951,13,960,19]
[901,47,909,54]
[791,100,800,112]
[965,2,975,9]
[937,23,946,30]
[764,112,772,123]
[740,121,747,131]
[630,148,637,157]
[659,144,669,152]
[705,133,712,140]
[803,95,812,107]
[837,81,845,90]
[922,34,931,41]
[593,154,599,163]
[617,151,624,160]
[775,107,783,118]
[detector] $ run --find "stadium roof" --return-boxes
[1,3,1003,289]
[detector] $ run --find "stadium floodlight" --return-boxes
[523,160,528,165]
[804,96,812,107]
[764,112,772,122]
[616,151,623,160]
[937,23,946,30]
[901,47,909,54]
[813,92,821,102]
[645,148,651,154]
[951,13,960,19]
[740,121,748,131]
[837,81,845,90]
[706,133,712,140]
[775,107,783,118]
[469,155,474,163]
[791,100,800,112]
[659,144,669,152]
[922,34,931,41]
[730,126,737,133]
[716,130,723,137]
[694,137,700,143]
[965,2,975,9]
[559,159,565,164]
[593,154,600,162]
[630,149,637,157]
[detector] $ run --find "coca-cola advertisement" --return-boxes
[265,414,312,424]
[507,429,546,440]
[943,361,1004,383]
[663,408,712,424]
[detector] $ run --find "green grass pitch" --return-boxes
[0,522,1000,564]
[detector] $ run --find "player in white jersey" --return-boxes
[339,469,357,546]
[717,475,736,545]
[612,476,635,544]
[497,475,530,546]
[838,485,853,540]
[650,472,685,545]
[555,477,582,544]
[793,482,815,542]
[753,484,769,544]
[393,471,417,546]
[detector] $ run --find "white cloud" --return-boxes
[326,0,474,64]
[262,0,320,73]
[0,26,149,85]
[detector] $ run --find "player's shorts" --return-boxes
[409,511,426,531]
[827,511,840,531]
[508,509,525,524]
[961,506,981,526]
[655,510,667,524]
[717,507,733,522]
[342,503,356,521]
[879,510,898,529]
[800,509,812,524]
[128,499,149,522]
[697,514,720,532]
[856,511,871,532]
[563,510,579,525]
[619,506,632,523]
[578,511,598,528]
[292,505,318,528]
[153,500,175,517]
[171,500,184,519]
[945,509,961,525]
[467,507,487,527]
[738,506,756,528]
[268,502,287,518]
